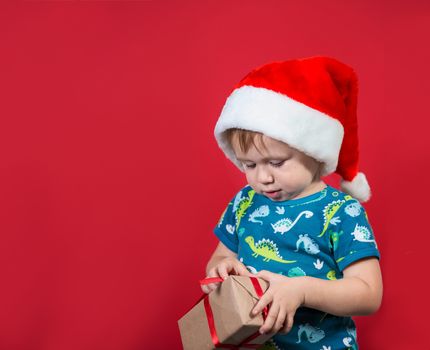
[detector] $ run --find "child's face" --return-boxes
[231,133,322,201]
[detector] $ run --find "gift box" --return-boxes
[178,275,273,349]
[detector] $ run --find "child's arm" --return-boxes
[251,257,382,335]
[301,257,382,316]
[202,241,251,294]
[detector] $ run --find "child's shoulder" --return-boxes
[325,184,362,204]
[322,185,369,214]
[223,184,254,205]
[231,183,253,196]
[324,185,370,222]
[232,184,254,201]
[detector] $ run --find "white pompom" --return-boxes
[340,172,371,203]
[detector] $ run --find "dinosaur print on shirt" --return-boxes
[213,184,380,350]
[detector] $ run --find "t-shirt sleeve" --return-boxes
[331,199,381,272]
[212,189,244,254]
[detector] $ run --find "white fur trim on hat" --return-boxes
[214,85,344,176]
[340,172,371,203]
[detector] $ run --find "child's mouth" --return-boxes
[265,190,281,198]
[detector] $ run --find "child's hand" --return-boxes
[251,270,306,335]
[201,257,253,294]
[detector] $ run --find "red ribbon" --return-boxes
[197,276,269,349]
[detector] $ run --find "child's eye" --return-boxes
[243,163,256,169]
[270,161,285,167]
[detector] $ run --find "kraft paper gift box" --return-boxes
[178,275,273,350]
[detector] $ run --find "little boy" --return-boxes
[202,56,383,349]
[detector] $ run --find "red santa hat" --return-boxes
[214,56,371,202]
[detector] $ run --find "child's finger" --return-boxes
[255,270,272,281]
[273,308,287,334]
[235,263,252,277]
[217,264,230,279]
[259,302,279,334]
[206,269,217,280]
[208,282,219,291]
[205,270,222,291]
[252,290,272,316]
[201,282,220,294]
[280,313,294,334]
[201,284,210,294]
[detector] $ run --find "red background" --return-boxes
[0,1,428,349]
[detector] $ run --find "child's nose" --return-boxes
[257,166,274,183]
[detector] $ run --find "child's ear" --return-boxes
[313,162,321,181]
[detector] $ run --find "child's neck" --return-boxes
[293,179,326,200]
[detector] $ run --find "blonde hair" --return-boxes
[223,128,269,154]
[224,128,323,181]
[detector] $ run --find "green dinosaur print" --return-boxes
[318,199,346,237]
[326,270,337,280]
[235,189,255,231]
[336,256,346,264]
[245,236,296,264]
[329,229,344,251]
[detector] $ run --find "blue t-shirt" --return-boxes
[213,184,380,350]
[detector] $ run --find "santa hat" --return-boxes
[214,56,371,202]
